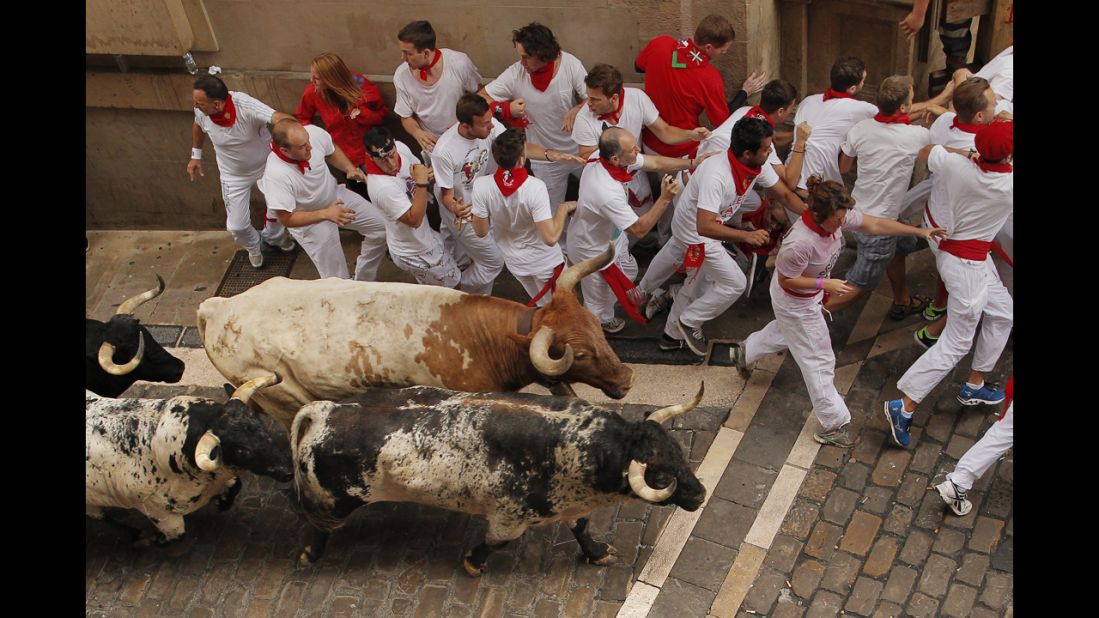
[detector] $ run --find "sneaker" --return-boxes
[730,343,750,379]
[957,383,1006,406]
[675,319,708,357]
[913,326,938,350]
[601,317,626,334]
[883,399,912,448]
[658,333,686,351]
[248,251,265,269]
[922,302,946,321]
[934,479,973,516]
[264,235,296,252]
[643,288,672,320]
[814,424,857,448]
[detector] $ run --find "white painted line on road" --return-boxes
[618,580,661,618]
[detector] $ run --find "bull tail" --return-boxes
[288,410,345,532]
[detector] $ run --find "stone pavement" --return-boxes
[86,231,1012,616]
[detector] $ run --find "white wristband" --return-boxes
[191,148,203,160]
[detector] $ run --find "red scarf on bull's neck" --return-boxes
[208,93,237,127]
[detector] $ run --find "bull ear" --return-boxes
[506,332,533,347]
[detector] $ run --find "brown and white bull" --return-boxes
[197,244,633,429]
[290,383,707,575]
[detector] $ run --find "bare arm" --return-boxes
[859,214,947,240]
[325,146,367,183]
[625,175,680,238]
[640,151,712,174]
[401,115,438,151]
[767,179,808,216]
[525,142,587,165]
[562,100,587,132]
[784,122,811,190]
[917,143,974,165]
[899,0,930,41]
[275,200,354,228]
[187,122,206,181]
[577,144,597,160]
[696,209,771,245]
[536,201,577,245]
[471,214,491,237]
[839,152,856,175]
[646,117,709,146]
[397,165,433,228]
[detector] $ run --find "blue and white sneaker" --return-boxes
[957,383,1006,406]
[883,399,912,448]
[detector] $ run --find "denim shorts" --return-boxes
[846,232,919,289]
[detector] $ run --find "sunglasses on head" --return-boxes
[368,141,396,159]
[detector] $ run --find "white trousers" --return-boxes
[899,178,933,221]
[390,234,461,288]
[513,265,562,307]
[665,241,746,337]
[578,253,638,323]
[638,233,685,295]
[896,253,1013,402]
[992,212,1013,296]
[744,279,850,433]
[221,171,290,253]
[434,194,504,295]
[947,402,1013,491]
[287,185,387,281]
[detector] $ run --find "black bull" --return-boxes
[290,385,707,575]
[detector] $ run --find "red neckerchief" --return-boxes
[419,49,442,81]
[874,112,911,125]
[822,88,854,102]
[270,142,310,174]
[677,38,710,68]
[208,92,237,127]
[726,151,761,195]
[493,167,529,197]
[801,210,833,238]
[598,90,626,124]
[951,116,983,134]
[528,58,556,92]
[745,106,774,127]
[975,158,1012,173]
[362,153,402,176]
[596,156,636,183]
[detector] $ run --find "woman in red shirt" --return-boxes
[295,52,389,171]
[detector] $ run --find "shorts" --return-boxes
[846,232,919,289]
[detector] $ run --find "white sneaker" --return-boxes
[935,479,972,516]
[601,317,626,334]
[643,289,672,320]
[248,251,264,268]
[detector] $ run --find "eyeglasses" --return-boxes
[368,141,396,159]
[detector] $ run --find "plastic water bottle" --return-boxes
[183,52,198,75]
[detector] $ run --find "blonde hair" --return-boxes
[311,52,362,111]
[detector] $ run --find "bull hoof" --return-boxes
[462,557,484,577]
[585,544,617,565]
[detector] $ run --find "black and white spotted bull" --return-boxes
[86,375,293,544]
[290,383,707,575]
[197,244,633,430]
[87,275,185,397]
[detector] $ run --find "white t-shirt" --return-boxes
[788,93,878,189]
[697,106,782,168]
[671,152,780,245]
[975,46,1013,114]
[393,49,483,137]
[485,52,587,154]
[365,140,440,258]
[567,154,646,266]
[925,112,982,230]
[194,91,277,177]
[841,119,930,219]
[258,125,337,213]
[928,146,1012,243]
[571,87,660,147]
[777,209,865,295]
[430,118,507,204]
[471,173,563,276]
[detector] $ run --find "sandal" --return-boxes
[889,295,930,321]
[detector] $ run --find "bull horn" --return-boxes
[529,327,574,376]
[230,373,282,404]
[97,331,146,376]
[646,382,705,425]
[628,460,677,502]
[116,274,166,315]
[555,242,616,295]
[194,431,222,472]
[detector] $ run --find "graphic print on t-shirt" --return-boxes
[460,145,491,189]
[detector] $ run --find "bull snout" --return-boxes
[601,367,634,400]
[671,476,706,511]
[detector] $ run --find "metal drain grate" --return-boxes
[214,247,299,298]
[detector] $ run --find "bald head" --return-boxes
[598,127,636,163]
[272,120,312,162]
